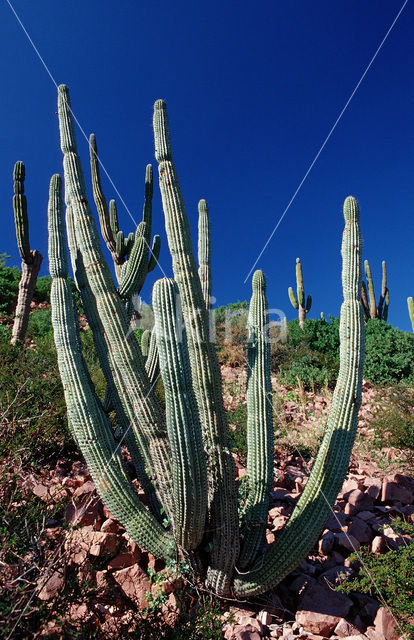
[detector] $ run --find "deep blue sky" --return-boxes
[1,1,413,329]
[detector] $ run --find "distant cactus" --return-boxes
[408,297,414,332]
[361,260,389,321]
[11,162,43,344]
[288,257,312,329]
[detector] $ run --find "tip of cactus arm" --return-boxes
[296,257,300,263]
[252,269,266,292]
[343,196,359,221]
[198,199,208,213]
[154,99,167,111]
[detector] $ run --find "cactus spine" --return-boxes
[408,297,414,332]
[288,257,311,330]
[361,259,389,321]
[11,162,43,345]
[50,86,364,598]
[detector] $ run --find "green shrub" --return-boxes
[33,275,52,303]
[337,518,414,637]
[279,351,338,390]
[227,401,248,457]
[364,319,414,384]
[0,263,20,313]
[287,317,340,358]
[27,308,53,339]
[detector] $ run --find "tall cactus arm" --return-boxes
[295,258,305,307]
[153,99,239,596]
[305,294,312,313]
[58,85,174,521]
[288,287,299,309]
[234,196,364,596]
[382,289,389,322]
[118,222,150,299]
[153,278,207,550]
[109,199,120,238]
[147,235,161,274]
[197,199,212,314]
[376,260,388,319]
[13,161,31,263]
[364,259,377,319]
[408,297,414,332]
[89,134,117,259]
[140,329,152,358]
[238,270,273,569]
[11,162,43,345]
[360,281,370,321]
[48,172,173,559]
[145,329,160,387]
[65,202,163,519]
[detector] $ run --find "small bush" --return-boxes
[279,351,338,390]
[33,275,52,303]
[0,263,20,314]
[364,319,414,384]
[337,518,414,637]
[27,308,53,339]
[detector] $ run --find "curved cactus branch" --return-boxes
[238,270,273,569]
[198,199,212,315]
[48,171,173,559]
[234,195,364,596]
[408,297,414,332]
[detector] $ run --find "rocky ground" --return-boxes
[1,367,413,639]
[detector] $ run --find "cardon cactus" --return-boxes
[11,162,43,344]
[288,257,312,329]
[361,259,389,321]
[408,297,414,332]
[50,85,364,598]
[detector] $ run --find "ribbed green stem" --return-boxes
[234,195,364,596]
[153,99,239,595]
[238,270,273,569]
[153,278,207,550]
[145,329,160,387]
[408,297,414,332]
[288,258,311,329]
[48,172,173,559]
[11,161,43,345]
[197,199,212,315]
[58,85,173,523]
[364,260,377,319]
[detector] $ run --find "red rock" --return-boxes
[231,624,263,640]
[374,607,400,640]
[257,610,272,626]
[64,499,102,528]
[73,480,96,497]
[371,536,386,554]
[32,483,50,501]
[348,517,372,544]
[318,531,334,555]
[266,530,276,544]
[364,477,382,500]
[100,518,119,533]
[107,546,141,570]
[334,617,361,637]
[381,474,414,504]
[341,478,360,495]
[296,582,352,635]
[112,563,150,608]
[272,515,288,531]
[344,489,374,515]
[64,530,121,564]
[37,568,65,600]
[324,511,348,531]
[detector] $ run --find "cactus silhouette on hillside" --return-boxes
[361,259,389,321]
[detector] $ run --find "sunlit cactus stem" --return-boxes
[11,161,43,345]
[408,297,414,332]
[198,198,212,315]
[238,269,273,569]
[362,259,389,321]
[288,257,311,330]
